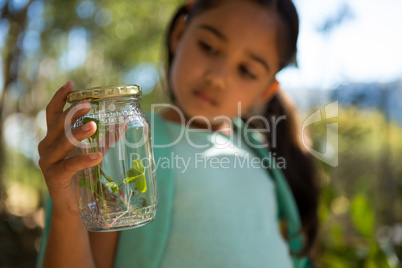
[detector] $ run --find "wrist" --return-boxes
[51,205,81,223]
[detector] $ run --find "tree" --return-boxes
[0,0,182,266]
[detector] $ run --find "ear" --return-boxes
[170,15,187,55]
[258,79,280,105]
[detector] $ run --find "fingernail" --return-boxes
[90,152,101,160]
[80,100,90,105]
[77,100,91,110]
[82,122,92,131]
[63,81,72,89]
[65,80,74,87]
[63,81,75,92]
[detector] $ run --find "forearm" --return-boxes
[43,208,96,268]
[38,82,106,268]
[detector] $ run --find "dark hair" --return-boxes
[165,0,319,257]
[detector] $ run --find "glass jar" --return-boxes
[67,85,158,232]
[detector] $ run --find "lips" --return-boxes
[194,91,217,106]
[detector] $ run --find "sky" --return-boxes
[277,0,402,91]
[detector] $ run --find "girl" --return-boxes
[37,0,319,267]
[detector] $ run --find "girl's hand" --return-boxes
[38,81,102,218]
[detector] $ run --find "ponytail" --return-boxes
[257,90,319,254]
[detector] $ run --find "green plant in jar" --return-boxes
[77,117,147,209]
[67,85,158,232]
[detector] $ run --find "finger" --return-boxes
[46,81,75,128]
[44,100,92,148]
[47,152,102,181]
[103,123,128,150]
[39,101,91,154]
[42,121,97,165]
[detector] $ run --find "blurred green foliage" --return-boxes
[308,106,402,267]
[1,0,183,266]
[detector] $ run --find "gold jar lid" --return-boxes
[67,85,142,103]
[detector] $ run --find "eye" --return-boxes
[239,65,256,79]
[198,41,217,54]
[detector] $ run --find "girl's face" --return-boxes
[170,0,282,127]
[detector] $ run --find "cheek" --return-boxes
[170,47,195,88]
[169,56,187,97]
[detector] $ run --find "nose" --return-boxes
[203,59,229,90]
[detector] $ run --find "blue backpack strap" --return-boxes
[232,118,311,268]
[36,195,53,268]
[114,112,175,268]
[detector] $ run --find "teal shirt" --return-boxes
[37,113,307,268]
[158,120,293,268]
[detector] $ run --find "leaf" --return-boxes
[123,159,147,193]
[78,178,95,191]
[105,182,119,194]
[122,175,147,193]
[132,159,145,173]
[122,174,145,184]
[125,168,143,178]
[124,159,145,180]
